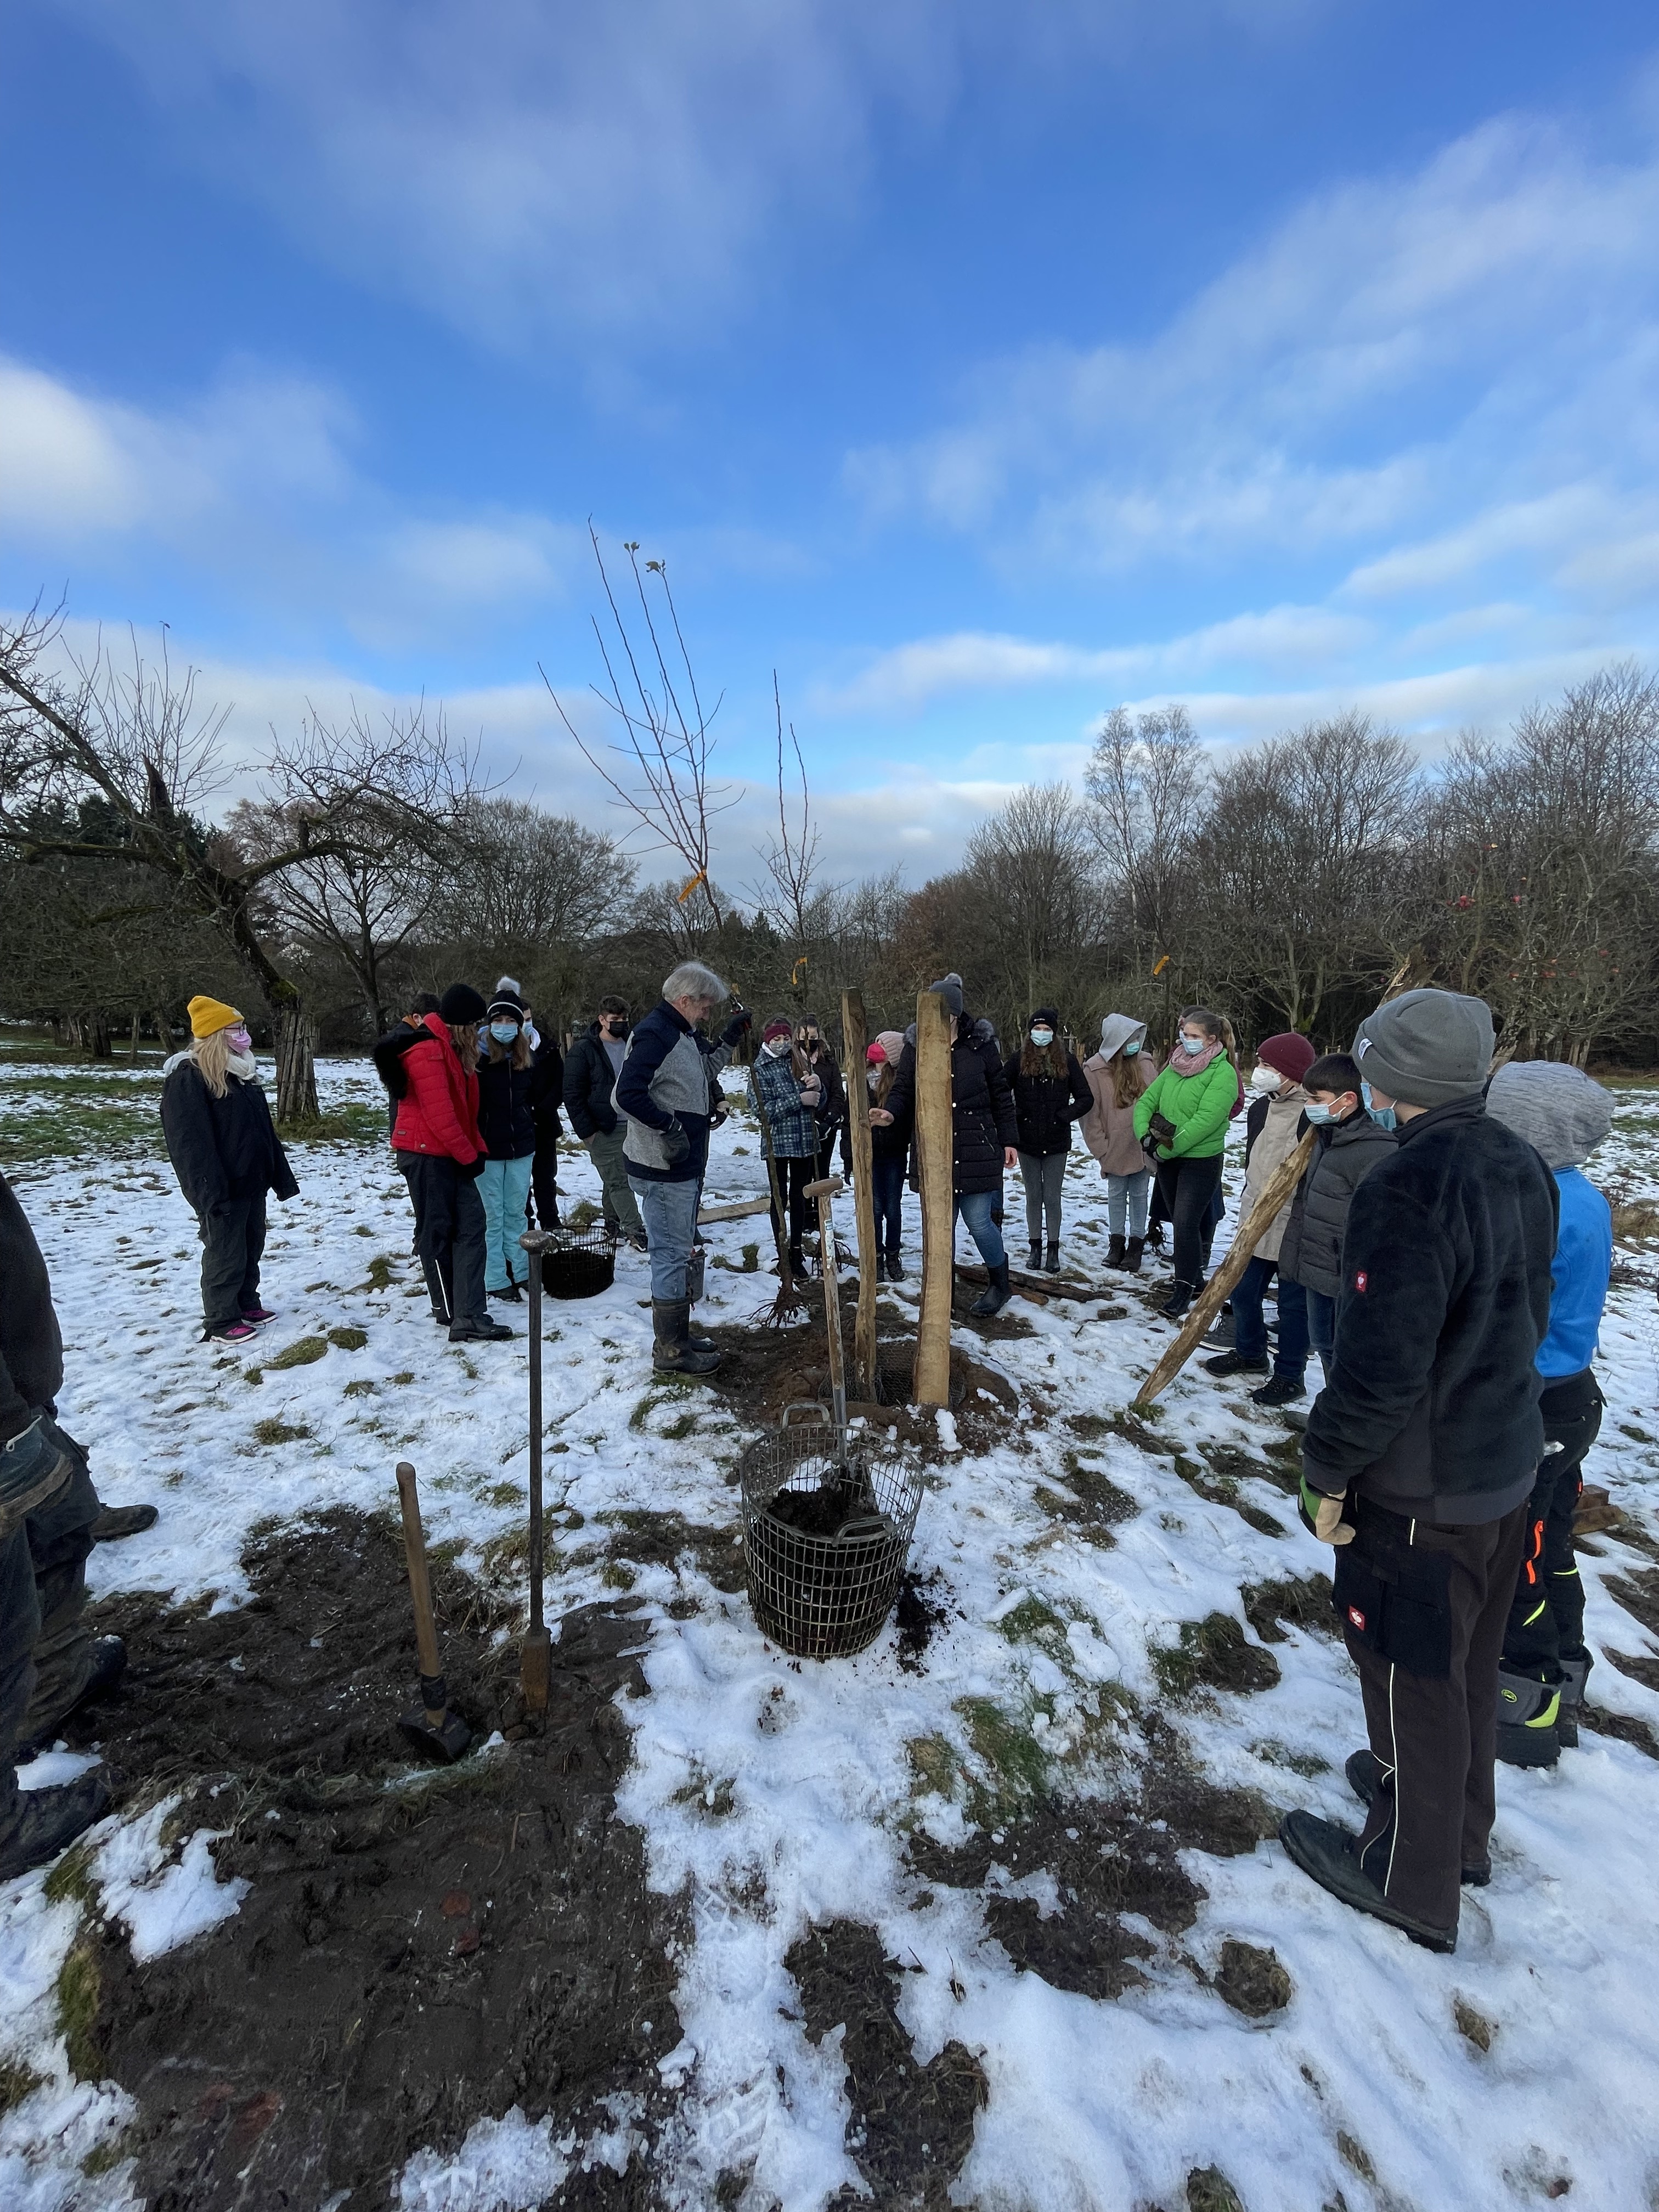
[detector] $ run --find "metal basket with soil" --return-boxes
[741,1411,923,1657]
[538,1223,616,1300]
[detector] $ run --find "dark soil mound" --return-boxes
[64,1509,684,2210]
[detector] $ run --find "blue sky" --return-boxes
[3,1,1657,882]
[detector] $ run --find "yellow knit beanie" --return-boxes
[188,995,243,1039]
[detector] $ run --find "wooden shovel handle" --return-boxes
[396,1460,442,1681]
[803,1175,844,1199]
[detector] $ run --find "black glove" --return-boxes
[662,1118,691,1165]
[720,1011,753,1047]
[1148,1110,1176,1146]
[462,1154,488,1179]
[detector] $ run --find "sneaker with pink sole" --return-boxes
[206,1319,259,1344]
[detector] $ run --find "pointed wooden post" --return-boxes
[912,989,955,1407]
[840,990,878,1402]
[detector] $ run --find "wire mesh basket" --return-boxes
[740,1409,924,1657]
[538,1223,617,1301]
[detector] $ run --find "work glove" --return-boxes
[720,1011,753,1047]
[662,1116,691,1165]
[1298,1472,1355,1545]
[799,1074,823,1110]
[1148,1110,1177,1148]
[0,1415,75,1540]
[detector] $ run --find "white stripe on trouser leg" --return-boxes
[1383,1662,1400,1895]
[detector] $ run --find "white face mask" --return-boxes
[1249,1064,1282,1092]
[764,1037,793,1058]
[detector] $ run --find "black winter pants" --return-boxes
[1,1420,99,1843]
[198,1193,267,1330]
[1154,1153,1223,1288]
[531,1139,561,1232]
[1504,1368,1602,1679]
[1339,1495,1528,1937]
[770,1154,815,1259]
[398,1153,488,1330]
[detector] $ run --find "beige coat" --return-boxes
[1243,1086,1307,1262]
[1080,1052,1161,1177]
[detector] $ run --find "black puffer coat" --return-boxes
[562,1023,625,1138]
[529,1039,563,1149]
[160,1059,300,1217]
[1001,1046,1092,1157]
[1278,1110,1397,1296]
[0,1170,63,1446]
[476,1050,539,1159]
[887,1020,1017,1195]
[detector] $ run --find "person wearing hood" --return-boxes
[474,991,542,1302]
[1080,1014,1158,1269]
[160,997,300,1345]
[749,1016,823,1278]
[1204,1031,1316,1407]
[1280,989,1556,1955]
[865,1030,912,1278]
[1132,1007,1239,1321]
[391,984,514,1344]
[1486,1060,1615,1768]
[874,974,1019,1317]
[1002,1009,1092,1273]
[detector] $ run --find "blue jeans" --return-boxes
[1105,1169,1151,1238]
[872,1155,906,1256]
[1305,1286,1335,1363]
[631,1176,701,1300]
[478,1154,535,1291]
[1233,1256,1308,1380]
[954,1189,1007,1269]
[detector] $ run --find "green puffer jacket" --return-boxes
[1132,1053,1238,1161]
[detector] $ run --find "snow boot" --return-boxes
[1026,1240,1043,1272]
[1496,1665,1561,1768]
[450,1316,514,1343]
[652,1298,720,1377]
[205,1319,258,1344]
[1556,1648,1593,1748]
[1250,1373,1306,1408]
[0,1769,111,1881]
[1043,1239,1060,1274]
[1278,1808,1457,1953]
[1160,1279,1198,1322]
[886,1250,905,1279]
[1106,1233,1127,1268]
[1123,1237,1145,1274]
[240,1305,277,1325]
[970,1263,1013,1319]
[1204,1348,1269,1378]
[488,1282,524,1303]
[1343,1750,1491,1886]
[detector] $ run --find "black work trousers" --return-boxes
[398,1153,488,1330]
[770,1154,815,1259]
[531,1139,561,1232]
[198,1193,267,1330]
[1154,1152,1223,1289]
[1338,1494,1528,1937]
[1504,1368,1602,1679]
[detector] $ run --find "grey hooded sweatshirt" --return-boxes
[1081,1014,1157,1178]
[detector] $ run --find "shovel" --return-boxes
[518,1226,554,1712]
[394,1459,471,1763]
[803,1175,884,1532]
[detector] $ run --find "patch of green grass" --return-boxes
[629,1392,661,1433]
[276,1104,386,1144]
[957,1695,1052,1825]
[907,1733,963,1803]
[242,1367,264,1387]
[57,1937,102,2081]
[670,1765,736,1817]
[997,1593,1068,1646]
[353,1223,374,1237]
[390,1370,415,1386]
[1250,1737,1329,1778]
[481,1481,522,1509]
[565,1198,602,1233]
[42,1838,98,1909]
[81,2132,134,2177]
[0,1097,163,1169]
[714,1241,762,1273]
[252,1418,311,1446]
[326,1325,367,1351]
[362,1254,399,1291]
[1153,1612,1282,1701]
[0,2056,47,2114]
[267,1335,328,1370]
[661,1410,699,1440]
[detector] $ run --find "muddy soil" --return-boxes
[63,1509,685,2210]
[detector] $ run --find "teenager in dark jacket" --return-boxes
[475,991,542,1301]
[372,993,442,1137]
[751,1017,823,1276]
[392,985,512,1344]
[562,997,646,1246]
[865,1030,911,1278]
[160,996,300,1345]
[1486,1059,1614,1767]
[1281,989,1556,1954]
[1003,1007,1092,1274]
[1277,1051,1396,1369]
[875,973,1018,1317]
[798,1015,849,1183]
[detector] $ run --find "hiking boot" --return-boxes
[970,1263,1013,1318]
[240,1306,277,1325]
[1496,1665,1561,1768]
[652,1298,720,1376]
[206,1319,258,1344]
[90,1503,159,1543]
[628,1232,650,1254]
[1250,1374,1306,1408]
[488,1282,524,1303]
[451,1317,515,1344]
[1026,1241,1043,1271]
[0,1770,112,1881]
[1123,1237,1145,1274]
[1278,1808,1457,1953]
[1043,1240,1061,1274]
[1105,1233,1127,1268]
[1204,1349,1269,1378]
[1145,1222,1166,1250]
[1556,1649,1593,1749]
[886,1251,905,1280]
[1160,1280,1198,1322]
[1344,1750,1491,1885]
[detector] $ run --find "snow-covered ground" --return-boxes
[4,1054,1659,2210]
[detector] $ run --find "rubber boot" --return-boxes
[1043,1239,1060,1274]
[0,1770,111,1881]
[1026,1240,1043,1271]
[686,1308,717,1353]
[1106,1233,1127,1268]
[1496,1664,1561,1768]
[1123,1237,1145,1274]
[652,1298,720,1376]
[970,1262,1013,1318]
[1556,1649,1593,1749]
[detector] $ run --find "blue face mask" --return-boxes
[1361,1079,1396,1132]
[1305,1102,1336,1125]
[490,1022,520,1045]
[1121,1039,1141,1057]
[1178,1033,1205,1056]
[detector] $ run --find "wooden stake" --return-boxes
[805,1175,848,1431]
[1133,1128,1318,1407]
[912,989,955,1407]
[840,989,878,1402]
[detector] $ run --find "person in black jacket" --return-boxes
[865,1030,912,1278]
[160,996,300,1344]
[798,1015,850,1185]
[475,991,544,1300]
[1003,1007,1092,1274]
[1279,989,1557,1955]
[1277,1051,1397,1373]
[372,992,443,1138]
[562,998,646,1248]
[874,973,1019,1316]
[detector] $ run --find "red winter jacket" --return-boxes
[391,1015,484,1165]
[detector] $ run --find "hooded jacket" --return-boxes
[391,1014,485,1166]
[0,1171,63,1446]
[885,1017,1017,1195]
[1487,1061,1613,1381]
[1301,1094,1558,1523]
[1278,1110,1398,1297]
[1132,1050,1237,1161]
[1079,1017,1156,1178]
[160,1053,300,1216]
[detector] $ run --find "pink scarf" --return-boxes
[1170,1039,1226,1079]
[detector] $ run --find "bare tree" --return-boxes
[756,675,826,990]
[963,782,1102,1032]
[1085,704,1207,1039]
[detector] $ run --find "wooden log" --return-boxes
[696,1195,772,1224]
[840,989,878,1402]
[952,1260,1120,1304]
[912,990,955,1407]
[1133,1128,1318,1407]
[953,1262,1048,1308]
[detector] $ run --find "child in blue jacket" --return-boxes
[1486,1060,1614,1766]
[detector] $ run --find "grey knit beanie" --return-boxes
[926,972,966,1019]
[1487,1060,1612,1169]
[1352,988,1493,1108]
